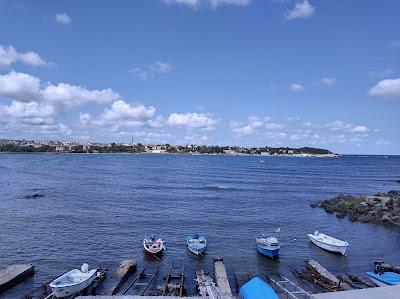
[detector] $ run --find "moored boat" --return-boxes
[143,235,165,255]
[307,231,349,255]
[239,277,279,299]
[49,263,97,298]
[187,234,207,255]
[256,228,281,258]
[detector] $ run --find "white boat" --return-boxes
[143,235,165,255]
[49,264,97,298]
[307,231,349,255]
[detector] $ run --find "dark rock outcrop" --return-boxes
[316,190,400,227]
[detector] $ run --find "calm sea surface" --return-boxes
[0,154,400,298]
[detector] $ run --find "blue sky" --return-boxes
[0,0,399,154]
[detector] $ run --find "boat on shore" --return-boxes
[366,271,400,286]
[256,228,281,258]
[307,231,349,255]
[187,234,207,255]
[143,235,165,255]
[239,277,279,299]
[49,263,97,298]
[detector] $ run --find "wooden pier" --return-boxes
[213,258,232,298]
[0,264,34,293]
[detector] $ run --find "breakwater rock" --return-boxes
[312,190,400,226]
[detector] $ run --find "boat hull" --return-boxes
[188,246,206,255]
[366,271,400,286]
[50,270,96,298]
[143,239,164,255]
[256,244,280,258]
[308,235,348,255]
[240,277,279,299]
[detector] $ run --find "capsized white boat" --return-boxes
[307,231,349,255]
[143,235,165,255]
[49,263,97,298]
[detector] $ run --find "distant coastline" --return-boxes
[0,139,336,157]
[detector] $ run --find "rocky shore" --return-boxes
[311,190,400,227]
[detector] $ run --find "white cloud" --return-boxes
[87,100,161,128]
[0,71,121,107]
[368,69,395,78]
[263,132,287,140]
[39,123,71,135]
[321,77,336,86]
[0,70,41,101]
[0,101,56,125]
[55,13,71,25]
[375,139,391,145]
[285,0,315,20]
[162,0,251,9]
[79,113,92,125]
[325,120,353,131]
[287,116,301,122]
[290,83,304,92]
[42,83,120,107]
[350,125,369,133]
[167,112,219,130]
[369,78,400,99]
[129,61,173,80]
[265,122,284,130]
[0,45,47,68]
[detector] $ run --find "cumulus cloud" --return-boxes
[85,100,162,128]
[184,134,209,144]
[162,0,251,9]
[55,13,71,25]
[369,78,400,99]
[290,83,304,92]
[0,70,41,101]
[0,101,56,125]
[167,112,219,130]
[42,83,120,107]
[321,77,336,86]
[0,45,47,67]
[129,61,173,80]
[285,0,315,20]
[0,71,121,107]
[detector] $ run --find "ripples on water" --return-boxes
[0,154,400,298]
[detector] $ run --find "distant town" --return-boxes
[0,139,336,157]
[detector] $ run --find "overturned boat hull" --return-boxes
[367,271,400,286]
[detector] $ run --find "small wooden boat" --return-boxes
[143,235,165,255]
[256,228,281,258]
[187,234,207,255]
[239,277,279,299]
[49,263,97,298]
[367,271,400,286]
[307,231,349,255]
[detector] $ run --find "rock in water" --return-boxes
[316,190,400,227]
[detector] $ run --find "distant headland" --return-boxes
[0,139,336,157]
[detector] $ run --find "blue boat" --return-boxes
[256,228,281,258]
[239,277,279,299]
[367,271,400,286]
[187,234,207,255]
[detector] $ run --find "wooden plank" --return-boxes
[0,264,34,293]
[213,257,232,297]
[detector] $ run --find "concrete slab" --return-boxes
[77,296,204,299]
[312,285,400,299]
[0,264,34,293]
